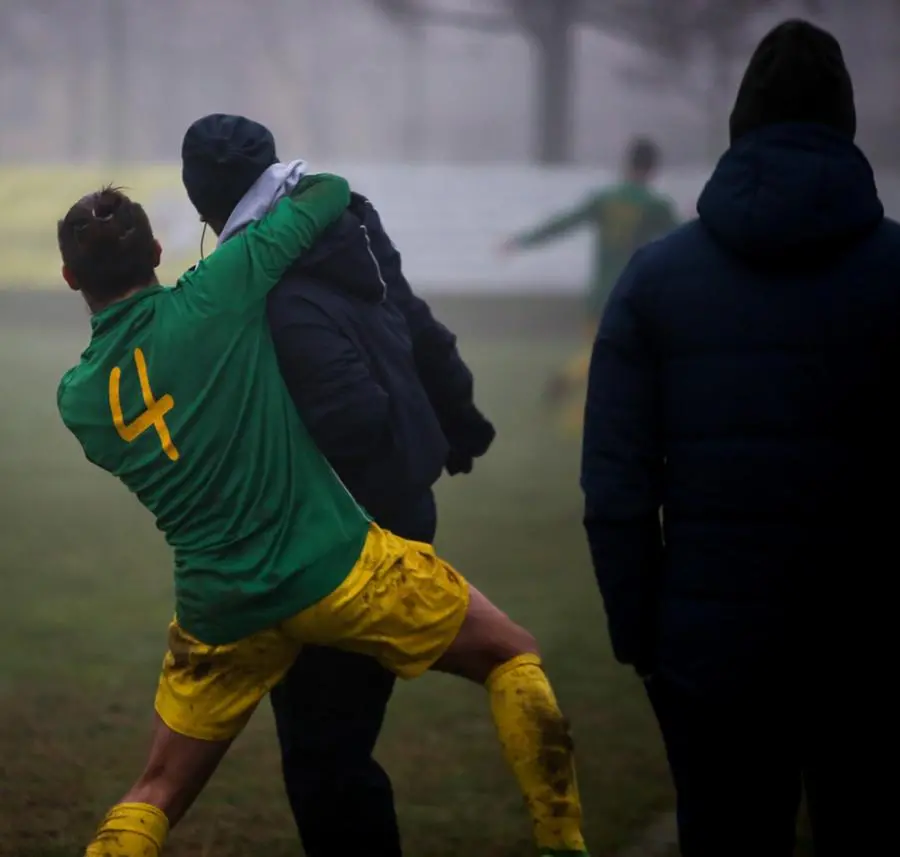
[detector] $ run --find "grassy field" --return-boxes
[0,293,821,857]
[0,294,675,857]
[0,293,814,857]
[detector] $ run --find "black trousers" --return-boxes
[647,673,888,857]
[271,647,401,857]
[270,491,437,857]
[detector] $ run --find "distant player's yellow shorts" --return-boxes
[155,524,469,741]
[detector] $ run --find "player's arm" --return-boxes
[510,193,600,249]
[267,295,391,462]
[359,196,495,472]
[581,247,664,677]
[178,174,351,314]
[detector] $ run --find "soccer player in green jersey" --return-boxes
[57,175,589,856]
[503,138,679,427]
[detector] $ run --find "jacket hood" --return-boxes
[217,159,308,244]
[218,164,387,303]
[288,193,388,303]
[697,123,883,264]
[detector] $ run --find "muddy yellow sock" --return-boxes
[85,802,169,856]
[486,654,586,854]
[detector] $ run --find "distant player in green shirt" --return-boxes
[57,175,588,856]
[503,138,678,424]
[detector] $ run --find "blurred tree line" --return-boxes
[2,0,898,166]
[372,0,822,162]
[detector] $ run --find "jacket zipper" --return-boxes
[360,224,388,302]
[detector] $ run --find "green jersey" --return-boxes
[57,177,370,645]
[516,181,678,318]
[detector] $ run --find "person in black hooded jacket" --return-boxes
[581,20,898,857]
[181,115,495,857]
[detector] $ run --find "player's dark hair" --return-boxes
[57,186,157,302]
[628,137,660,174]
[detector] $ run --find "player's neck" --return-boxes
[85,280,158,315]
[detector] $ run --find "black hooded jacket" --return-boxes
[266,193,494,540]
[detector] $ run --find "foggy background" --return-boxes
[3,0,900,295]
[2,0,899,167]
[0,3,888,855]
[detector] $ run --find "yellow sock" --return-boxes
[85,802,169,856]
[486,654,586,853]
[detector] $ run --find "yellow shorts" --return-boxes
[155,524,469,741]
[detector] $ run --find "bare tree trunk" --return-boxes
[154,0,181,160]
[528,0,576,164]
[66,0,93,160]
[705,31,733,161]
[401,20,427,161]
[105,0,128,164]
[301,0,332,159]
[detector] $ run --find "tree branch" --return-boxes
[578,0,826,62]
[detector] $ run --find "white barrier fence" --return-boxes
[4,163,900,292]
[135,162,900,295]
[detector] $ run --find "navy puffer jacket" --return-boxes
[582,123,900,693]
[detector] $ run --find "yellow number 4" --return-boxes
[108,347,180,462]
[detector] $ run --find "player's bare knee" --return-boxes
[496,620,540,662]
[469,618,541,683]
[434,586,542,684]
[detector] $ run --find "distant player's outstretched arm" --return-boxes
[514,193,600,249]
[179,174,350,313]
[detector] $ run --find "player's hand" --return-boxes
[446,449,474,475]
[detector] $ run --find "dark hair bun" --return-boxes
[76,186,131,246]
[92,188,125,222]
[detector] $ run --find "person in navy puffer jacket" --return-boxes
[581,20,898,857]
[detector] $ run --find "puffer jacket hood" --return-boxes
[698,123,883,266]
